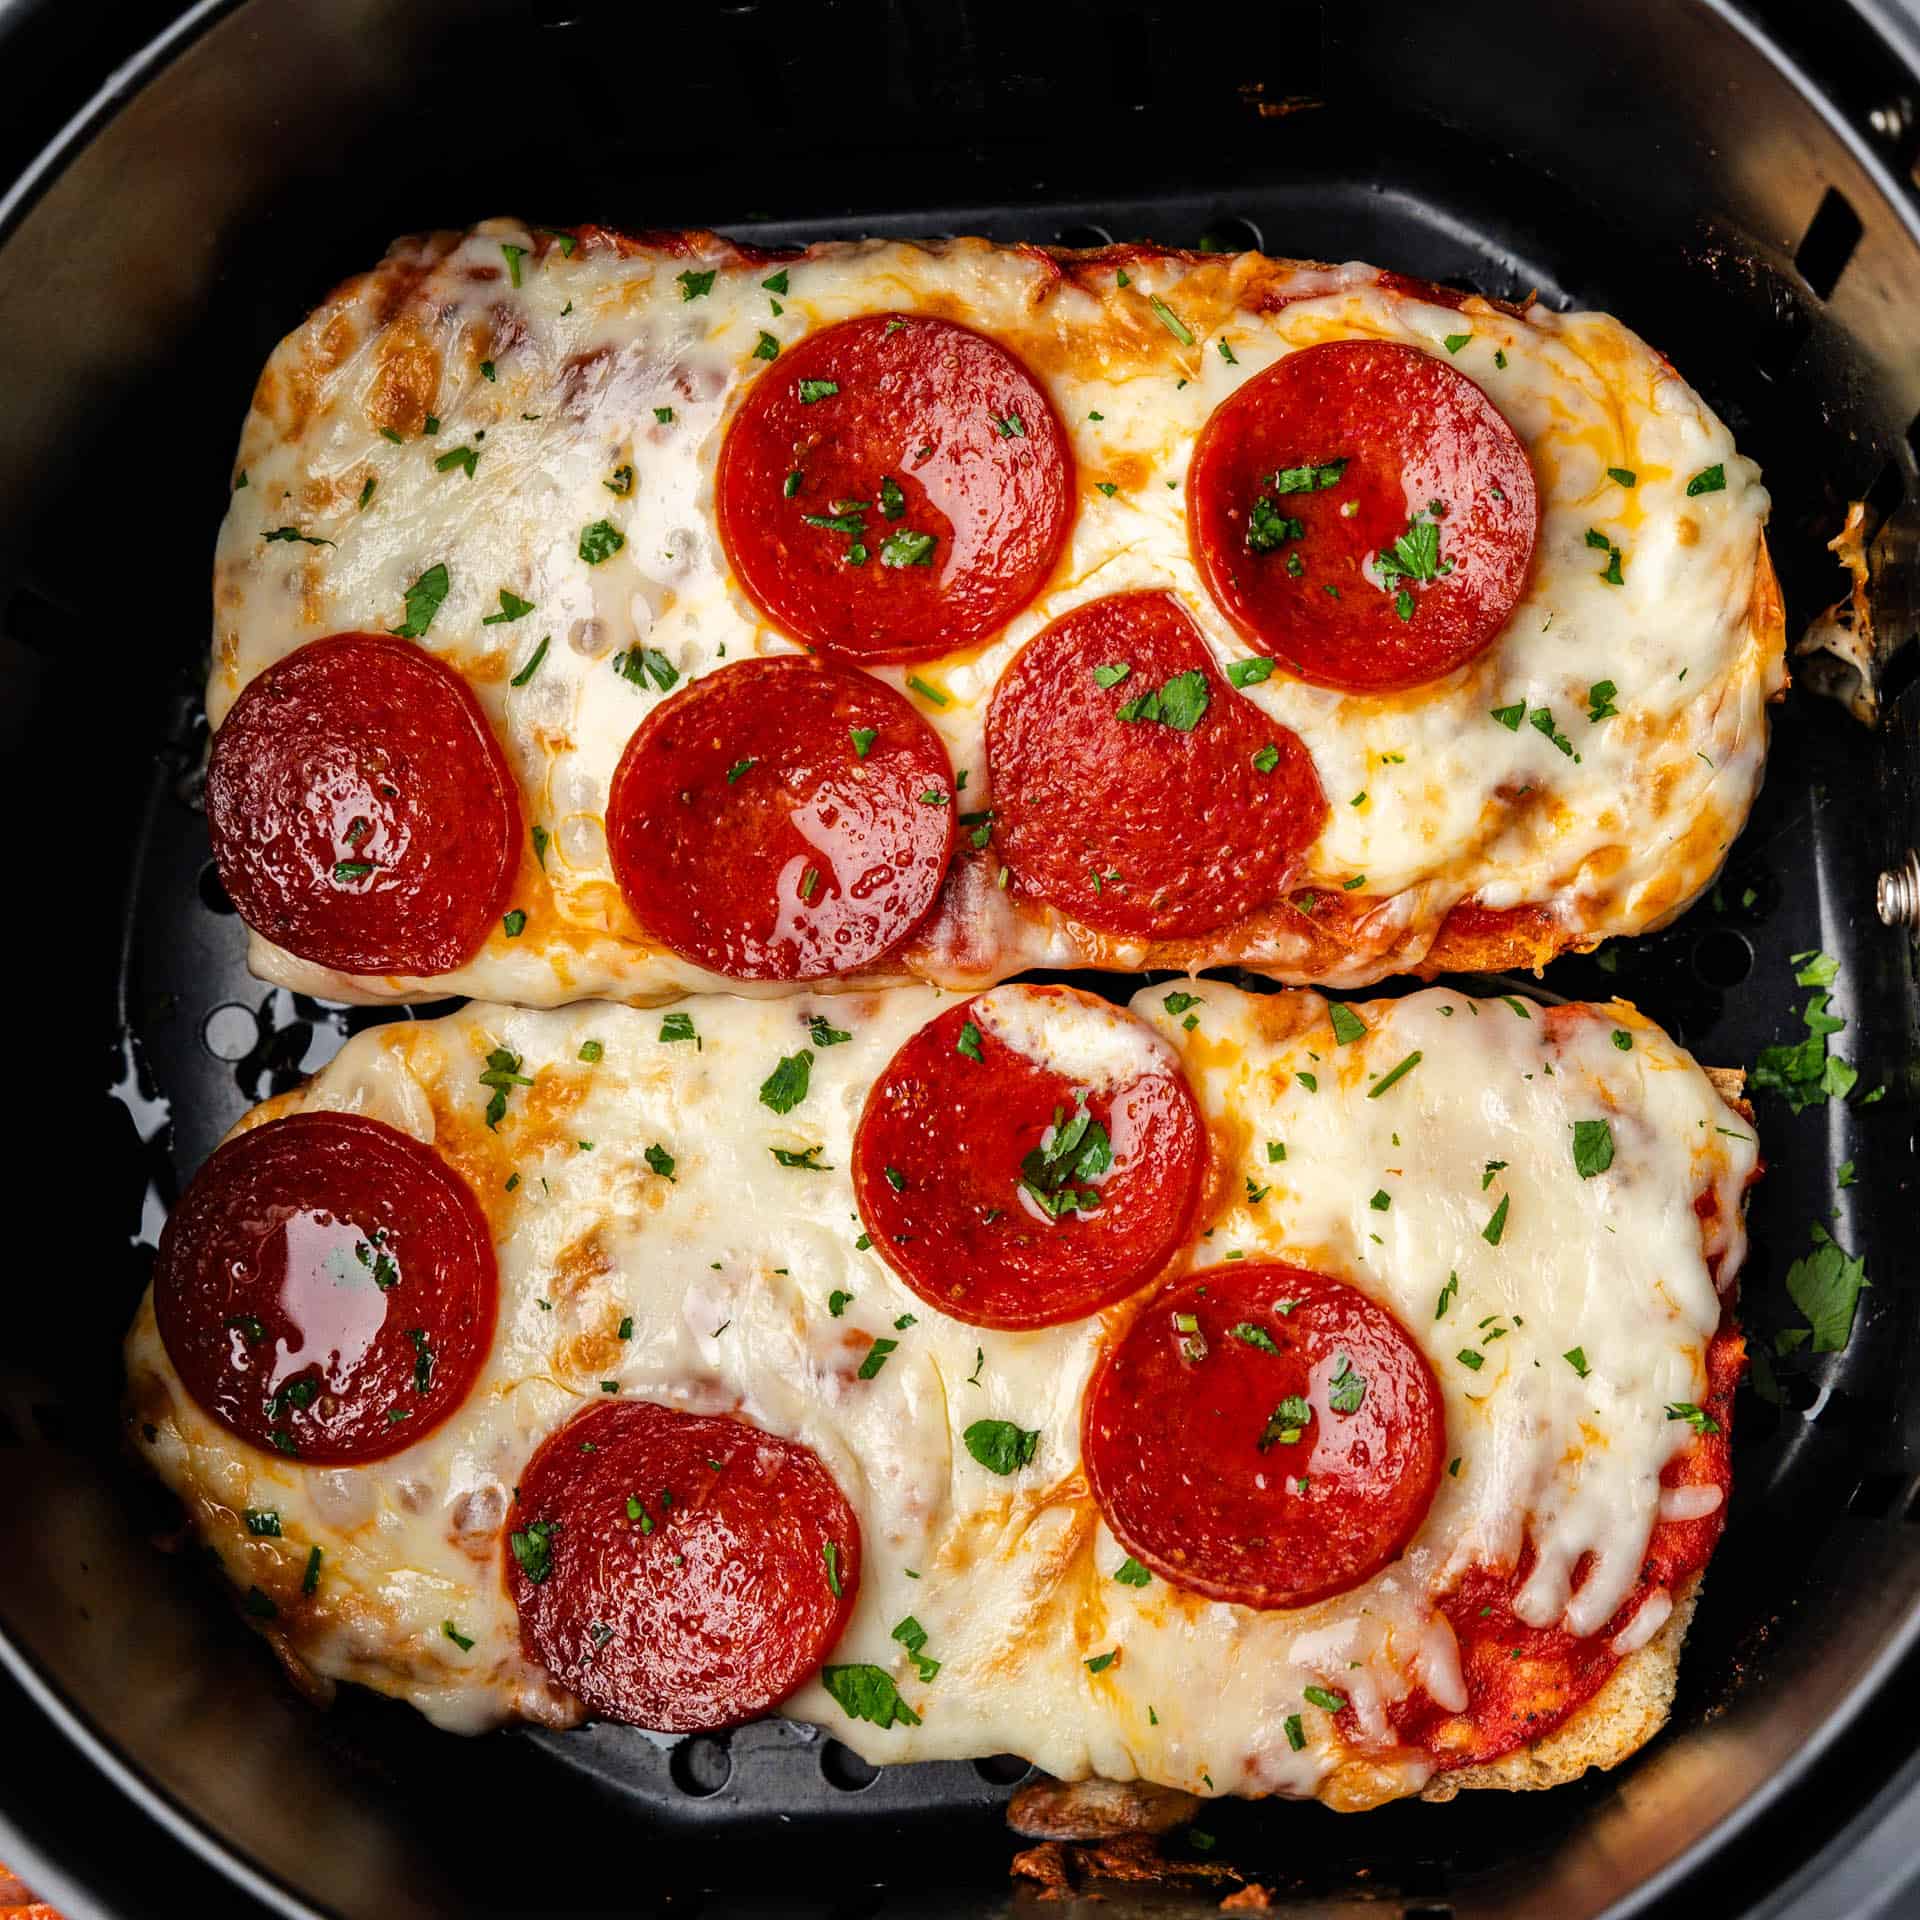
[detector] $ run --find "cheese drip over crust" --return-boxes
[125,984,1754,1807]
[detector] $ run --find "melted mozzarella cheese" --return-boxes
[211,226,1781,1005]
[125,984,1756,1807]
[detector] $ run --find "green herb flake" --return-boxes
[963,1418,1040,1475]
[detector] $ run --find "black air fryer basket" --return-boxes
[3,2,1919,1915]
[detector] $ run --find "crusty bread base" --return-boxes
[1418,1567,1701,1800]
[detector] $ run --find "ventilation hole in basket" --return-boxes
[201,1003,262,1064]
[972,1752,1034,1787]
[667,1735,732,1797]
[1055,223,1114,250]
[197,860,237,916]
[819,1740,879,1791]
[1691,928,1753,989]
[1794,186,1864,302]
[1198,216,1263,257]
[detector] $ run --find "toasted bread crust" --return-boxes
[1420,1578,1700,1800]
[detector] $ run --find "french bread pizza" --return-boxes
[125,981,1756,1810]
[205,223,1785,1006]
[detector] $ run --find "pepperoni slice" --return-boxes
[986,590,1326,938]
[1388,1321,1741,1771]
[715,313,1074,661]
[506,1399,861,1731]
[1188,341,1539,693]
[853,985,1204,1329]
[153,1112,497,1465]
[206,633,522,976]
[1084,1263,1445,1608]
[607,656,956,980]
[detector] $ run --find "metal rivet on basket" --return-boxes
[1877,848,1920,930]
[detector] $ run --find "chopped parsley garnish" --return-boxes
[1147,295,1193,344]
[1564,1347,1591,1378]
[509,1517,559,1584]
[1587,679,1619,722]
[1686,464,1727,497]
[797,378,839,404]
[1436,1272,1458,1319]
[1572,1118,1615,1177]
[478,1046,533,1130]
[243,1509,282,1537]
[1326,1356,1367,1413]
[579,519,625,565]
[1443,332,1471,354]
[1114,1556,1153,1587]
[1245,496,1305,555]
[1227,657,1275,690]
[509,634,550,686]
[753,330,781,361]
[1303,1686,1347,1713]
[1230,1322,1280,1354]
[1783,1221,1871,1352]
[821,1663,921,1729]
[823,1541,844,1597]
[1373,510,1449,593]
[1607,467,1638,488]
[1329,1004,1367,1045]
[613,645,679,693]
[881,528,938,568]
[604,463,634,496]
[1368,1050,1420,1097]
[301,1545,322,1594]
[502,908,527,937]
[1117,668,1209,731]
[892,1614,941,1682]
[434,444,479,480]
[857,1338,898,1379]
[1482,1194,1510,1245]
[957,1021,985,1062]
[1257,1395,1313,1450]
[1491,702,1525,730]
[1755,956,1857,1111]
[808,1015,852,1047]
[759,1050,813,1114]
[1665,1401,1721,1436]
[849,726,878,758]
[1093,661,1132,689]
[676,268,716,301]
[660,1011,698,1045]
[1019,1099,1113,1218]
[484,588,536,625]
[389,562,450,639]
[964,1418,1040,1475]
[262,525,334,548]
[644,1143,676,1182]
[1085,1650,1119,1674]
[443,1620,475,1651]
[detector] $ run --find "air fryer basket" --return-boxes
[2,1,1918,1915]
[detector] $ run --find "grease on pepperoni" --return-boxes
[507,1399,860,1731]
[1188,340,1538,693]
[1388,1323,1742,1772]
[716,313,1074,661]
[986,590,1326,938]
[606,656,957,981]
[1084,1263,1445,1609]
[153,1112,497,1465]
[852,985,1204,1330]
[206,633,522,976]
